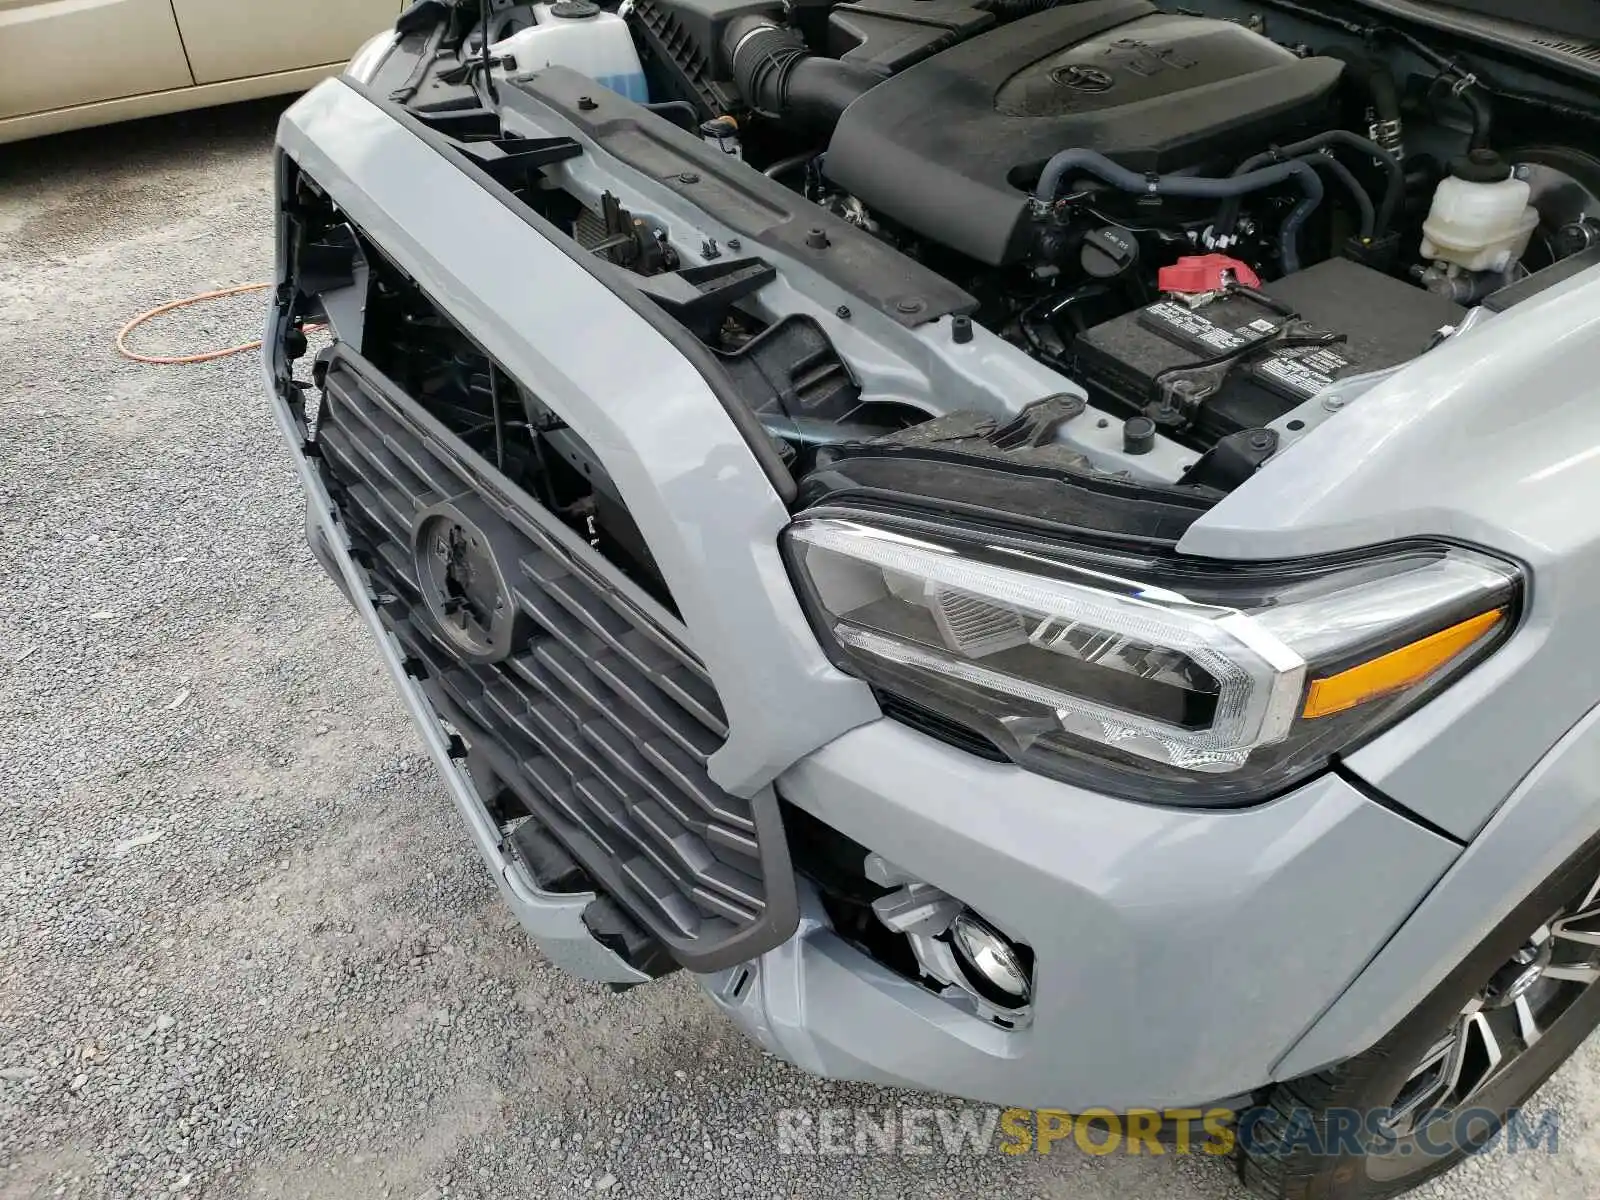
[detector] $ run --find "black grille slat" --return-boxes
[581,723,766,909]
[613,848,703,935]
[581,720,760,865]
[514,530,713,693]
[376,541,419,593]
[505,653,588,730]
[610,626,727,735]
[639,737,756,834]
[587,652,723,761]
[314,348,797,971]
[534,633,721,766]
[319,422,438,526]
[515,578,724,752]
[331,376,459,500]
[518,551,727,733]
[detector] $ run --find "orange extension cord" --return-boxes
[116,282,322,365]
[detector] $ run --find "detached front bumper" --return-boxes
[268,77,1463,1112]
[293,454,1462,1106]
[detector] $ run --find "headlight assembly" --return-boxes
[782,510,1520,805]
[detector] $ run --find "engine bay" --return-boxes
[331,0,1600,547]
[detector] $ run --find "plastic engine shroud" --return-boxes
[822,0,1343,265]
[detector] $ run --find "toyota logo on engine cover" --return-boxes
[1052,65,1115,92]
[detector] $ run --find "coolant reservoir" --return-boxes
[1420,150,1538,273]
[490,1,648,102]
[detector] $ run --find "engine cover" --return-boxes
[823,0,1343,265]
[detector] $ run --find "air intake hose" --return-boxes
[724,16,888,134]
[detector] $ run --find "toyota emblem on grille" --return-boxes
[411,498,528,664]
[1052,64,1115,92]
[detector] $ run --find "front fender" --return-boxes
[1274,697,1600,1080]
[1179,259,1600,842]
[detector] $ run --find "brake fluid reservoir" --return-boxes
[491,1,648,102]
[1420,150,1539,273]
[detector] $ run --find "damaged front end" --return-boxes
[261,37,1551,1112]
[264,72,1240,985]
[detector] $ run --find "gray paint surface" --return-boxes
[11,84,1600,1200]
[1278,698,1600,1078]
[1175,259,1600,1079]
[751,720,1458,1109]
[273,81,1461,1108]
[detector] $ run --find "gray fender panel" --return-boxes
[1275,698,1600,1079]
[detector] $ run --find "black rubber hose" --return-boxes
[724,17,887,134]
[1241,0,1497,148]
[644,100,700,131]
[1031,148,1324,273]
[1457,85,1494,151]
[762,149,820,180]
[1381,27,1494,149]
[1323,45,1402,139]
[1301,153,1375,239]
[1219,129,1402,237]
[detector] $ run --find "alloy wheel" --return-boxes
[1385,867,1600,1139]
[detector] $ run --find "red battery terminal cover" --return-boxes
[1158,254,1262,294]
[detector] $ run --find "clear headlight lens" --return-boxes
[783,510,1520,805]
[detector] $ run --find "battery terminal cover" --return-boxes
[1157,253,1262,295]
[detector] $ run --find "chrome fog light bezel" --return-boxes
[949,911,1033,1009]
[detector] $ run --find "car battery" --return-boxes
[1073,258,1465,444]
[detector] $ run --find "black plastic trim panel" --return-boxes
[338,76,799,504]
[315,344,800,972]
[501,67,978,328]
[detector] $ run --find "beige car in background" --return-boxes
[0,0,401,144]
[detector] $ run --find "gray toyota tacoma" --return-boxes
[265,0,1600,1191]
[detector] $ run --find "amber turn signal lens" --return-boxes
[1302,608,1507,719]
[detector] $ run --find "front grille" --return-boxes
[313,346,797,971]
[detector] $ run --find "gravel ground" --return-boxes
[2,98,1599,1200]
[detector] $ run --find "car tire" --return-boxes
[1238,834,1600,1200]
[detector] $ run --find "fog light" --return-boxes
[949,913,1031,1008]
